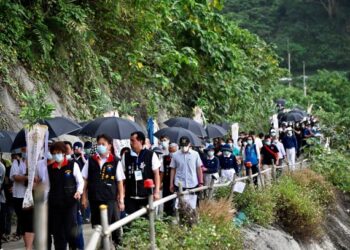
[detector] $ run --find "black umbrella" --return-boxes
[69,121,90,136]
[164,117,207,138]
[79,117,144,139]
[217,122,231,131]
[280,111,305,122]
[154,127,202,146]
[11,129,26,151]
[0,131,17,152]
[290,108,308,117]
[205,124,227,139]
[11,117,82,150]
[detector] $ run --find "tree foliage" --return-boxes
[223,0,350,71]
[0,0,282,127]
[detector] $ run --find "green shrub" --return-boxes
[274,177,324,240]
[234,185,276,227]
[308,148,350,193]
[289,169,335,208]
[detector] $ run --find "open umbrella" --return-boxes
[69,121,90,136]
[217,122,231,131]
[0,131,17,152]
[164,117,207,138]
[154,127,202,146]
[205,124,227,139]
[79,117,144,139]
[11,116,82,150]
[279,111,305,123]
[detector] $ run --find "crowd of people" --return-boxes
[0,118,320,250]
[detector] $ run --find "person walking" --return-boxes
[122,131,161,214]
[169,137,203,209]
[47,142,84,250]
[282,127,298,171]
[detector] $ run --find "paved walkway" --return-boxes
[2,224,94,250]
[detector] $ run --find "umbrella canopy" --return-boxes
[0,131,17,152]
[205,124,227,139]
[11,116,82,150]
[79,117,144,139]
[290,108,308,117]
[40,116,82,138]
[154,127,202,146]
[69,121,90,136]
[279,111,305,123]
[11,129,26,151]
[217,122,231,131]
[164,117,207,138]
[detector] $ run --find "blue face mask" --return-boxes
[53,153,64,163]
[97,145,107,155]
[265,141,271,146]
[21,153,27,159]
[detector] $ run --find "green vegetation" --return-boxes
[19,88,55,128]
[223,0,350,71]
[234,186,276,226]
[0,0,282,128]
[232,169,335,240]
[274,176,324,240]
[122,199,242,250]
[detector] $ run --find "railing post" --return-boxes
[271,161,276,183]
[34,184,47,250]
[257,165,264,189]
[248,167,252,185]
[208,176,215,199]
[148,190,156,250]
[229,174,236,200]
[85,225,103,250]
[100,205,111,250]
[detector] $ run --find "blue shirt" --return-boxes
[244,145,259,165]
[219,154,237,170]
[282,135,298,150]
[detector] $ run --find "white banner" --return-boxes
[23,124,48,208]
[231,123,239,147]
[272,114,279,136]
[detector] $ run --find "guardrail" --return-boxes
[86,159,309,250]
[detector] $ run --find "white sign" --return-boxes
[231,123,239,147]
[233,181,246,193]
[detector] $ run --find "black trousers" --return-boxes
[50,202,78,250]
[125,197,148,215]
[245,164,259,186]
[163,187,175,217]
[90,200,116,227]
[13,197,24,235]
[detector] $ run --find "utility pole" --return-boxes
[287,39,291,87]
[303,61,307,96]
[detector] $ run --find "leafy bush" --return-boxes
[288,169,335,208]
[274,177,324,240]
[122,199,243,250]
[234,185,276,227]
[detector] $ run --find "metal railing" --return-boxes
[85,159,309,250]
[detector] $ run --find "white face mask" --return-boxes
[53,153,64,163]
[228,143,233,148]
[66,154,72,160]
[181,146,190,153]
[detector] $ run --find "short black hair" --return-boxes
[131,131,146,145]
[226,138,233,143]
[96,134,113,145]
[120,147,131,157]
[64,141,72,149]
[258,132,264,139]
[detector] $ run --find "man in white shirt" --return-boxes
[170,137,203,209]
